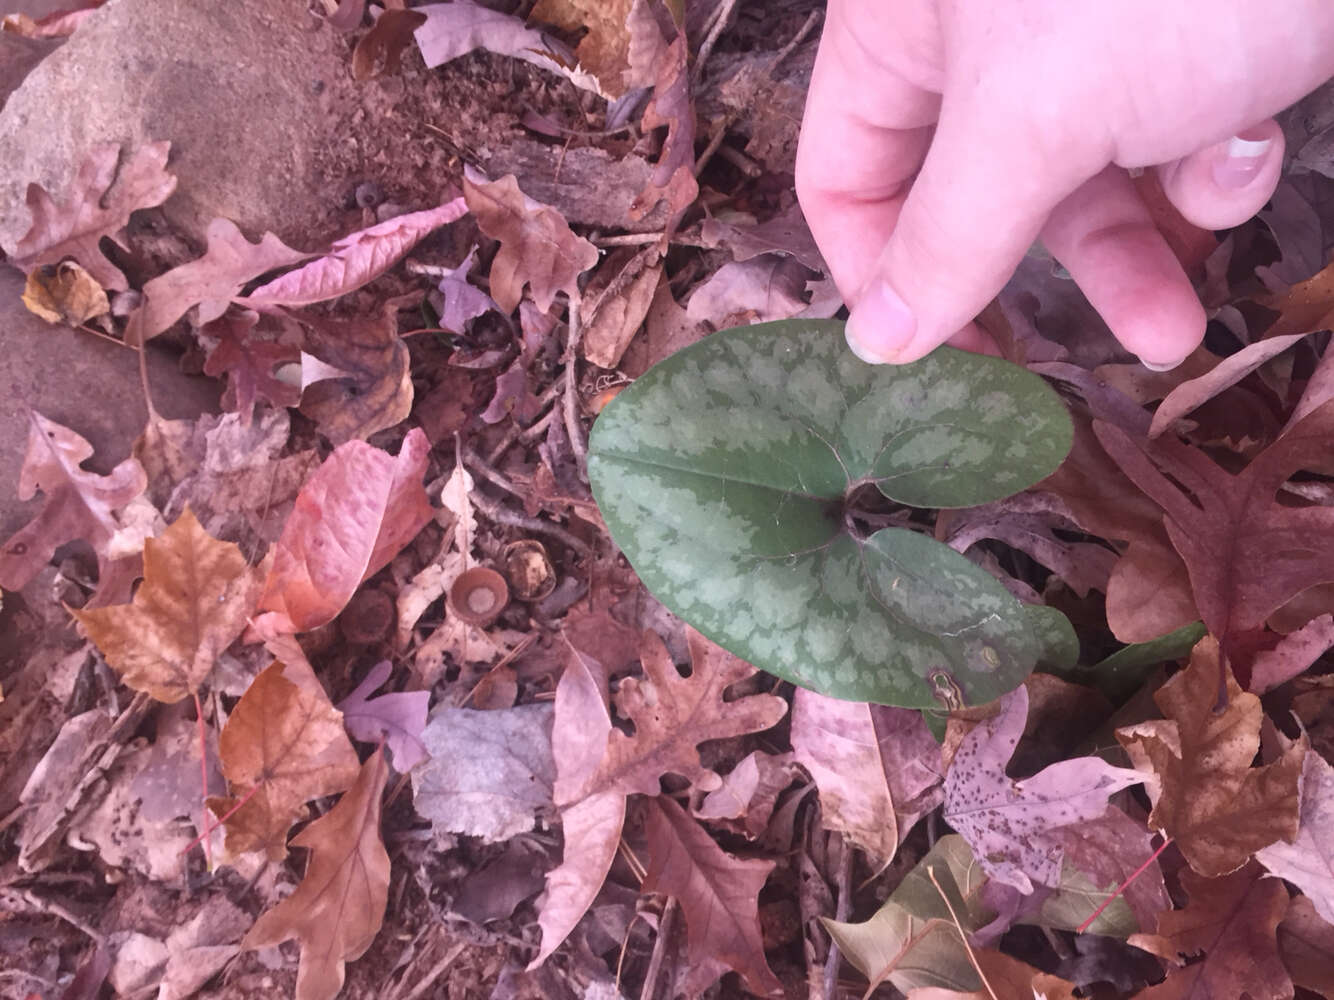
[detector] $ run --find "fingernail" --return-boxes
[1141,357,1183,372]
[845,280,917,364]
[1213,133,1273,190]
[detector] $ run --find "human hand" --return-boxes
[796,0,1334,368]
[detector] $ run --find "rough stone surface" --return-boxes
[0,0,366,255]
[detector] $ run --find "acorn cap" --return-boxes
[448,566,510,627]
[502,538,556,601]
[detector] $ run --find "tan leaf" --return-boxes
[1278,894,1334,996]
[530,0,634,96]
[243,750,390,1000]
[71,508,262,703]
[694,750,796,840]
[790,688,943,864]
[294,310,412,445]
[9,142,176,291]
[0,410,147,603]
[462,169,599,313]
[641,794,783,997]
[1117,636,1303,876]
[627,26,697,232]
[21,261,110,325]
[580,246,662,369]
[573,628,788,801]
[138,217,313,340]
[209,661,360,859]
[1128,861,1291,1000]
[906,950,1080,1000]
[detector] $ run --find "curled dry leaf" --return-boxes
[943,685,1142,895]
[240,198,468,309]
[641,794,784,998]
[627,22,697,232]
[433,245,497,333]
[21,261,110,325]
[336,660,429,772]
[8,141,176,291]
[72,507,262,703]
[580,246,663,369]
[1117,636,1303,877]
[790,688,943,864]
[0,410,147,604]
[294,310,413,445]
[138,217,312,340]
[462,169,599,314]
[201,310,301,426]
[210,660,360,859]
[1256,748,1334,924]
[530,0,636,97]
[1128,862,1291,1000]
[243,750,390,1000]
[254,429,432,635]
[352,8,427,81]
[695,750,796,840]
[1249,613,1334,694]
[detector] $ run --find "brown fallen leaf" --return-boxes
[254,429,432,635]
[0,410,147,604]
[641,794,783,998]
[906,949,1080,1000]
[1128,861,1291,1000]
[530,0,638,96]
[239,199,468,309]
[243,749,390,1000]
[580,246,663,369]
[8,142,176,291]
[1117,636,1303,877]
[209,660,360,859]
[685,255,816,329]
[790,688,943,864]
[71,508,262,703]
[351,8,427,80]
[138,217,312,340]
[1249,613,1334,694]
[695,750,796,840]
[463,169,599,314]
[2,3,101,38]
[201,309,301,426]
[21,261,110,325]
[294,310,413,445]
[1278,894,1334,996]
[1256,748,1334,924]
[627,17,697,233]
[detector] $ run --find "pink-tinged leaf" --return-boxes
[790,689,943,864]
[139,218,312,340]
[641,795,784,998]
[241,199,468,309]
[1257,749,1334,924]
[695,751,796,840]
[337,660,429,771]
[9,142,176,291]
[1250,614,1334,694]
[1,411,146,600]
[1149,333,1313,438]
[943,686,1142,894]
[628,28,696,233]
[201,309,301,425]
[685,255,812,329]
[1050,804,1170,933]
[434,246,497,333]
[255,429,432,634]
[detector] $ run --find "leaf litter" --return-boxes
[3,5,1334,1000]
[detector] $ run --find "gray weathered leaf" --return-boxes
[588,320,1073,706]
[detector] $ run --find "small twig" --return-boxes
[592,230,710,249]
[926,866,997,1000]
[693,116,735,177]
[692,0,738,88]
[403,260,450,279]
[193,691,214,871]
[471,490,593,558]
[640,897,678,1000]
[823,834,853,1000]
[562,293,590,479]
[716,142,762,178]
[0,888,105,945]
[399,941,469,1000]
[180,782,260,857]
[518,405,559,444]
[462,446,523,499]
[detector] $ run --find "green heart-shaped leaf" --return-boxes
[588,320,1074,707]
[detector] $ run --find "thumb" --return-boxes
[845,101,1097,365]
[1156,119,1285,231]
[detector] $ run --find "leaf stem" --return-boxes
[193,690,213,870]
[179,780,261,857]
[1076,835,1173,934]
[926,865,998,1000]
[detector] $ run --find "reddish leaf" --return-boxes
[433,245,497,333]
[243,750,390,1000]
[1129,862,1291,1000]
[0,410,146,600]
[138,217,312,340]
[8,142,176,291]
[627,24,697,233]
[240,199,467,309]
[201,309,301,425]
[352,8,427,80]
[943,685,1142,894]
[907,949,1080,1000]
[1278,894,1334,996]
[462,169,599,313]
[254,429,432,635]
[1250,613,1334,694]
[695,750,796,840]
[641,795,783,998]
[336,660,429,772]
[1095,400,1334,649]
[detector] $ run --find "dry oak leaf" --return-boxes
[243,749,390,1000]
[294,309,413,446]
[21,260,110,325]
[1117,636,1303,877]
[240,198,468,309]
[201,310,301,426]
[790,687,943,865]
[641,794,784,998]
[462,169,599,313]
[336,660,428,772]
[8,141,176,291]
[943,684,1143,895]
[1278,894,1334,997]
[71,507,262,703]
[0,410,147,600]
[1128,861,1291,1000]
[138,217,313,340]
[1256,748,1334,924]
[563,627,789,803]
[627,22,697,232]
[254,428,432,635]
[1094,399,1334,650]
[530,0,635,96]
[906,949,1079,1000]
[209,660,360,859]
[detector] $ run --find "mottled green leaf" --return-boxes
[1069,622,1207,701]
[588,320,1073,706]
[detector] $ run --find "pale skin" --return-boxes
[796,0,1334,369]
